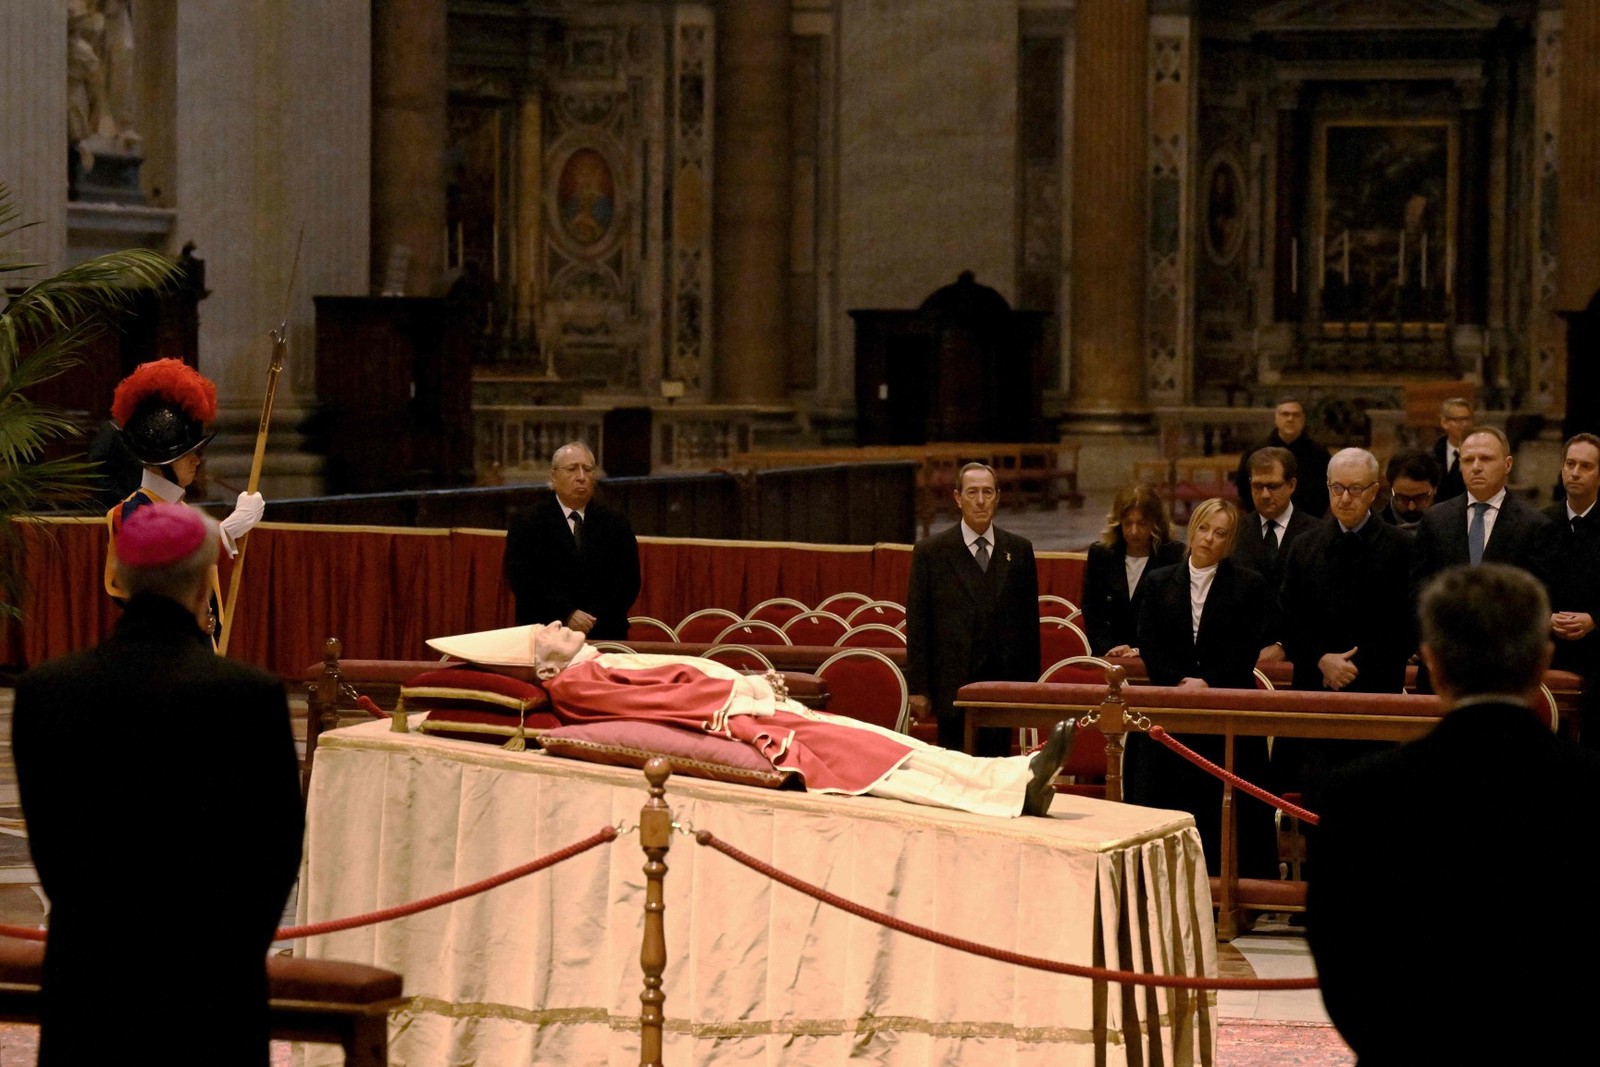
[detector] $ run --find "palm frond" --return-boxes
[1,248,178,331]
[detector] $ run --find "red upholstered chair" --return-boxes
[816,648,911,733]
[1035,655,1113,797]
[627,616,679,643]
[746,596,809,627]
[1038,617,1091,672]
[676,607,743,644]
[712,619,792,646]
[845,599,907,628]
[837,623,907,648]
[817,591,872,617]
[781,610,851,646]
[1253,668,1275,690]
[704,644,776,671]
[1039,594,1078,617]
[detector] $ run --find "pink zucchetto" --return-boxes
[115,503,209,568]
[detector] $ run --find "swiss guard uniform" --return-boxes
[103,359,264,645]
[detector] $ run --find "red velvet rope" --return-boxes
[0,826,618,946]
[356,694,387,717]
[1147,725,1321,826]
[696,830,1320,991]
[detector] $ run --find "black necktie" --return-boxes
[569,510,585,551]
[1262,519,1279,563]
[974,536,990,572]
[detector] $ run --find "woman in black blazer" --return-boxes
[1132,497,1278,878]
[1081,484,1185,657]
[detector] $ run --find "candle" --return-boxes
[1343,230,1350,282]
[1445,242,1453,296]
[1398,230,1406,286]
[1291,237,1298,293]
[1319,234,1326,291]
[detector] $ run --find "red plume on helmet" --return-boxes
[111,359,219,466]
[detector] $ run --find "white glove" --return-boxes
[219,491,266,556]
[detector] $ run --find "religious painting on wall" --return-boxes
[1204,153,1245,266]
[557,146,618,251]
[1315,120,1454,333]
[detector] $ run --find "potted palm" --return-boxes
[0,182,179,624]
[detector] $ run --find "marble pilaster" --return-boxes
[1557,3,1600,315]
[371,0,447,299]
[1065,0,1149,429]
[0,4,68,274]
[712,0,790,403]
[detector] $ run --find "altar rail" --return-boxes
[4,518,1087,677]
[955,677,1447,939]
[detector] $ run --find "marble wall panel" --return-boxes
[0,4,68,274]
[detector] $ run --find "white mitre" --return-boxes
[426,624,541,667]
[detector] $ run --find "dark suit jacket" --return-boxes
[1233,432,1331,518]
[1081,539,1185,656]
[1432,435,1466,502]
[904,522,1040,743]
[1230,506,1319,643]
[1280,515,1415,695]
[1541,504,1600,690]
[1308,702,1600,1064]
[1137,557,1273,689]
[1410,490,1552,593]
[505,495,641,640]
[13,595,303,1066]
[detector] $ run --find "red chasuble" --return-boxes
[544,658,913,794]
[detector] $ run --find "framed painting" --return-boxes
[1313,119,1455,331]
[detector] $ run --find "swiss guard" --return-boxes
[103,358,265,643]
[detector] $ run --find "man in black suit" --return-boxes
[1276,448,1415,797]
[1376,447,1438,530]
[504,441,641,640]
[1543,433,1600,746]
[1431,395,1473,502]
[1230,447,1317,659]
[1308,564,1600,1064]
[13,504,303,1066]
[905,462,1041,756]
[1233,396,1330,518]
[1411,425,1551,592]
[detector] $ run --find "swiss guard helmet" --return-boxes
[111,359,218,466]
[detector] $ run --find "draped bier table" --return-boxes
[295,718,1218,1066]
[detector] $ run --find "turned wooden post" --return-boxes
[638,758,673,1066]
[300,637,346,791]
[1097,664,1132,803]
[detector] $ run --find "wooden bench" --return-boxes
[0,939,406,1066]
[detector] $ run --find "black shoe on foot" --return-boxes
[1022,720,1075,817]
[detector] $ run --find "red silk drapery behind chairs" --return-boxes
[7,519,1085,677]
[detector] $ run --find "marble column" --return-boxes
[0,5,67,272]
[514,94,542,347]
[1558,3,1600,314]
[712,0,790,403]
[1065,0,1148,429]
[370,0,447,296]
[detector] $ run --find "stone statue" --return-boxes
[68,0,142,173]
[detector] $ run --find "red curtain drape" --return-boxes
[8,519,1085,677]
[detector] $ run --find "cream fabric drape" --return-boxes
[295,720,1218,1066]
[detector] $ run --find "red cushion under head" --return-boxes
[538,721,796,789]
[401,667,550,714]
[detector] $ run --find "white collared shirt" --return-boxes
[1568,500,1596,524]
[1445,442,1460,471]
[961,520,994,560]
[559,500,587,537]
[1465,487,1507,544]
[1187,560,1218,639]
[1337,512,1371,535]
[1259,502,1294,541]
[139,467,185,504]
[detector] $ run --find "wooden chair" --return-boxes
[712,619,792,646]
[845,599,907,628]
[1035,656,1114,796]
[816,591,872,616]
[626,616,679,643]
[781,610,852,646]
[675,607,743,644]
[703,644,776,671]
[816,648,911,733]
[1038,594,1078,617]
[745,596,809,627]
[837,623,907,648]
[590,641,635,654]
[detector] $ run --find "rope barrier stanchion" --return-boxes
[695,830,1319,992]
[276,824,617,940]
[638,758,672,1067]
[1147,725,1321,826]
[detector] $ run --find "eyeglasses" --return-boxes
[554,463,597,475]
[1391,490,1435,507]
[1250,481,1287,493]
[1327,481,1377,498]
